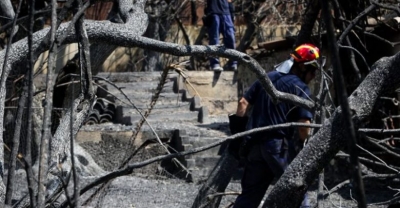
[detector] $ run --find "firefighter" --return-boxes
[233,43,324,208]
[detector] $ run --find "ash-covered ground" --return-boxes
[8,121,395,207]
[8,148,396,208]
[77,129,395,208]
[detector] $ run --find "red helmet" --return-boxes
[275,43,324,74]
[290,43,320,63]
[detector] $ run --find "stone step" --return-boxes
[95,72,178,83]
[115,101,191,110]
[80,120,226,140]
[134,120,204,131]
[185,156,220,169]
[182,137,222,147]
[186,147,222,158]
[121,111,199,125]
[187,167,214,181]
[186,156,244,181]
[76,129,177,144]
[180,127,229,138]
[103,81,175,94]
[119,104,191,117]
[112,92,184,105]
[188,166,244,182]
[183,145,222,158]
[181,137,223,157]
[207,114,230,124]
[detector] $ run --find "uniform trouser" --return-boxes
[233,138,310,208]
[207,14,237,68]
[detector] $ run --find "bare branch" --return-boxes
[37,0,58,206]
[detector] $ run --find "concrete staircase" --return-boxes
[78,71,231,182]
[94,72,208,125]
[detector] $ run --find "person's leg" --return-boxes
[233,145,274,208]
[208,14,222,71]
[221,14,237,70]
[261,138,288,177]
[262,138,311,207]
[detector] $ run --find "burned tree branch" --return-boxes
[336,152,400,174]
[322,1,367,205]
[37,0,58,206]
[364,136,400,159]
[324,173,399,198]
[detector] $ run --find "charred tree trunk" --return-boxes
[143,19,163,71]
[0,0,20,202]
[191,0,197,25]
[142,0,171,71]
[294,0,321,47]
[190,26,208,70]
[236,1,266,52]
[191,150,239,208]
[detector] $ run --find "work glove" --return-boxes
[228,114,248,160]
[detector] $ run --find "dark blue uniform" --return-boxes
[233,71,313,208]
[205,0,231,15]
[205,0,237,69]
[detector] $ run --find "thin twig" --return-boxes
[357,144,400,173]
